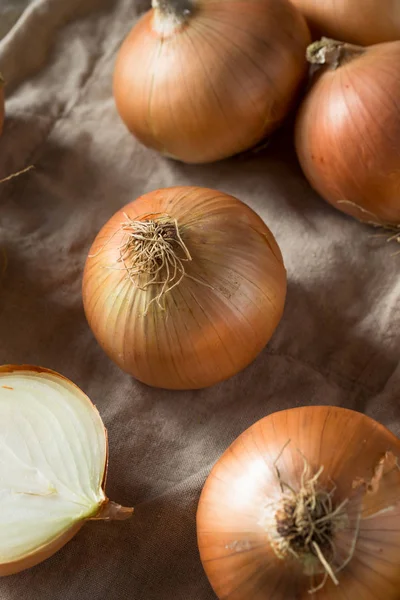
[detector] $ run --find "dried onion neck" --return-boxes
[306,37,365,69]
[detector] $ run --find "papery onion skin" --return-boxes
[197,405,400,600]
[290,0,400,46]
[0,365,132,577]
[113,0,310,164]
[82,187,287,390]
[295,40,400,226]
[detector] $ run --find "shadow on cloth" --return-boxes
[0,483,213,600]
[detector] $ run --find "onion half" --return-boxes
[83,187,287,390]
[197,405,400,599]
[113,0,310,163]
[0,365,132,576]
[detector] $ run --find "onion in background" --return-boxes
[291,0,400,46]
[113,0,310,163]
[296,38,400,226]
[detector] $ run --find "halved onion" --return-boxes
[0,365,132,576]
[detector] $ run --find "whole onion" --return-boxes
[197,405,400,599]
[0,365,132,576]
[291,0,400,46]
[83,186,287,390]
[113,0,310,163]
[295,38,400,226]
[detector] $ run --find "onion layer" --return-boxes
[0,365,132,576]
[291,0,400,46]
[83,187,287,390]
[197,405,400,599]
[295,38,400,226]
[113,0,310,163]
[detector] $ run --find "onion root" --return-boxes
[92,213,212,315]
[262,442,357,593]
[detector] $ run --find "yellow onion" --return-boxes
[82,186,287,390]
[113,0,310,164]
[295,38,400,226]
[197,405,400,599]
[0,365,133,576]
[290,0,400,46]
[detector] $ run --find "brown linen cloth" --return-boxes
[1,1,399,598]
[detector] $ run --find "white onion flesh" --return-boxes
[0,369,107,564]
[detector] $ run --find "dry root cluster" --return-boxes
[263,443,358,594]
[92,213,210,315]
[116,214,191,313]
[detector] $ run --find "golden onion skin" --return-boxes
[197,405,400,599]
[296,41,400,226]
[82,187,287,390]
[113,0,310,163]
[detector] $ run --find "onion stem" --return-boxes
[306,37,365,69]
[88,500,134,521]
[152,0,194,21]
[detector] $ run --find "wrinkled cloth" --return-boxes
[1,1,400,599]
